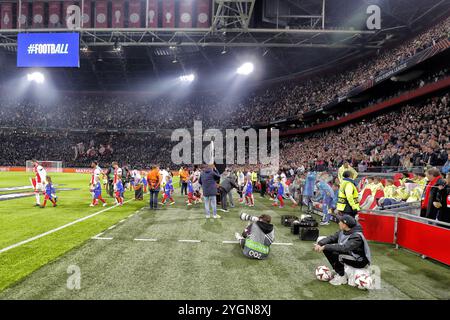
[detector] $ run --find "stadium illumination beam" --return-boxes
[27,72,45,84]
[179,74,195,82]
[236,62,254,75]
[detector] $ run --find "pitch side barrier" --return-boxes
[358,209,450,266]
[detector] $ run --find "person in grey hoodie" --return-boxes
[314,215,371,286]
[199,164,221,218]
[219,170,238,212]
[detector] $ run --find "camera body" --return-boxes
[240,212,259,222]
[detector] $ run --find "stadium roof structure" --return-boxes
[0,0,449,91]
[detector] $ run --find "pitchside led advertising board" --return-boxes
[17,33,80,68]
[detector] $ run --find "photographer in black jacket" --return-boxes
[314,215,371,286]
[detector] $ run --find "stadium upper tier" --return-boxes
[0,16,449,132]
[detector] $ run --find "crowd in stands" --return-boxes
[1,92,448,176]
[280,93,450,173]
[0,16,448,131]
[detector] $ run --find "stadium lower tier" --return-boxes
[0,171,449,299]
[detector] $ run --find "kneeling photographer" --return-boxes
[235,213,275,260]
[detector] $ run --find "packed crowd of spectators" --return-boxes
[0,131,175,169]
[280,93,450,173]
[1,92,448,175]
[0,16,448,131]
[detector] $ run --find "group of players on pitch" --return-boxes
[87,162,263,209]
[30,160,271,210]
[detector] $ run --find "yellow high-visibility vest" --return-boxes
[337,180,360,212]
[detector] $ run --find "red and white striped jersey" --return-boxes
[90,166,102,185]
[34,164,47,183]
[113,167,122,184]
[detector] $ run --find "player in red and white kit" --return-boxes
[112,161,124,205]
[89,161,107,207]
[30,160,47,206]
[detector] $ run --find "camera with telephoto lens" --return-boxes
[240,212,259,222]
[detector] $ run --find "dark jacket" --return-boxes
[421,177,445,220]
[318,224,370,263]
[199,168,220,197]
[437,184,450,223]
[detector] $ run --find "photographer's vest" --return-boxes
[338,231,371,264]
[243,223,274,260]
[337,179,359,212]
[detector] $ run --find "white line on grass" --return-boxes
[0,199,134,254]
[108,225,116,230]
[92,232,104,238]
[178,239,201,243]
[92,237,113,240]
[134,238,158,242]
[222,240,293,246]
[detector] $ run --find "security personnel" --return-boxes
[337,170,360,217]
[251,171,258,188]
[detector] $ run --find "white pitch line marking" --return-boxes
[92,237,113,240]
[178,239,201,243]
[222,241,293,246]
[134,238,158,242]
[119,219,126,223]
[93,232,104,238]
[0,199,134,254]
[108,225,116,230]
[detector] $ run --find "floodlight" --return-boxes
[27,72,45,84]
[236,62,254,75]
[179,74,195,82]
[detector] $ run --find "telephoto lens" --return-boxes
[240,212,259,222]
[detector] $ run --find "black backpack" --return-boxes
[299,215,318,228]
[280,215,299,227]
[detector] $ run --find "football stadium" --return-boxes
[0,0,449,307]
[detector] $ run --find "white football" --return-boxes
[315,265,332,282]
[316,236,326,244]
[354,273,373,290]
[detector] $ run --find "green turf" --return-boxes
[0,172,449,299]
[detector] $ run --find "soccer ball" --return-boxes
[354,273,373,290]
[316,236,326,244]
[315,265,332,282]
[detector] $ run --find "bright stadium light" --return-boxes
[179,73,195,82]
[236,62,254,75]
[27,72,45,84]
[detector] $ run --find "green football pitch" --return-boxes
[0,172,449,300]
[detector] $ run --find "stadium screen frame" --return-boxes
[17,32,80,68]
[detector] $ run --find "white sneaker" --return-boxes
[235,232,244,241]
[187,203,192,206]
[205,215,211,219]
[320,221,330,226]
[213,214,221,219]
[89,203,95,207]
[329,274,348,286]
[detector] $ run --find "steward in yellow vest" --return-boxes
[337,171,360,217]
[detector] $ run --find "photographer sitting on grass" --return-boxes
[235,213,275,260]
